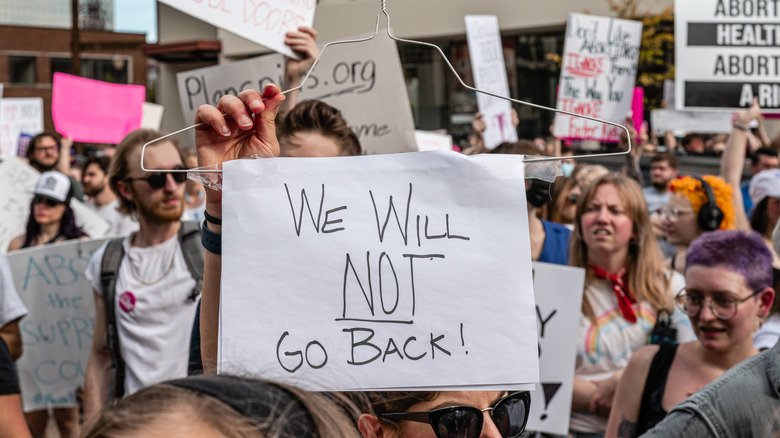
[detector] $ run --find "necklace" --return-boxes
[127,244,177,286]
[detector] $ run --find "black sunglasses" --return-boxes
[33,195,63,207]
[379,391,530,438]
[126,166,187,189]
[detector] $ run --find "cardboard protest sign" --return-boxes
[219,151,539,391]
[158,0,315,58]
[8,238,106,411]
[526,262,585,435]
[52,73,145,144]
[675,0,780,112]
[0,98,43,159]
[553,13,642,142]
[0,158,110,253]
[465,15,518,149]
[177,32,417,155]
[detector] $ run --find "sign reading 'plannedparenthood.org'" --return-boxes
[675,0,780,112]
[218,151,539,392]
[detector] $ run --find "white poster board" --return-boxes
[141,102,165,130]
[675,0,780,112]
[8,238,106,411]
[219,151,539,391]
[526,262,585,435]
[177,32,417,155]
[650,109,733,134]
[465,15,518,149]
[0,158,110,253]
[158,0,315,58]
[414,130,453,152]
[553,13,642,141]
[0,98,43,159]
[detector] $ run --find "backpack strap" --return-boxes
[99,237,127,404]
[178,221,204,302]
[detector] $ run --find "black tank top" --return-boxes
[636,343,679,436]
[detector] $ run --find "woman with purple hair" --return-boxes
[605,230,775,437]
[7,171,87,437]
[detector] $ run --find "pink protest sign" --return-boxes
[52,73,145,144]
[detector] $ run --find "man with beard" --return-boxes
[82,156,138,236]
[644,153,679,258]
[81,129,203,423]
[26,133,85,201]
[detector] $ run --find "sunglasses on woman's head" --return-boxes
[126,166,187,189]
[378,391,530,438]
[33,195,63,207]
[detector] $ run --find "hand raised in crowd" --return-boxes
[194,85,285,207]
[472,112,486,135]
[284,26,320,86]
[734,97,762,127]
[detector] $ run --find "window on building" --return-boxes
[82,57,129,83]
[51,57,72,79]
[9,56,36,84]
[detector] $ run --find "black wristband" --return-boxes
[204,210,222,226]
[201,220,222,255]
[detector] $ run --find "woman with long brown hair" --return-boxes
[568,173,694,437]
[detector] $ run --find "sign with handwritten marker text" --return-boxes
[0,98,43,159]
[465,15,518,149]
[52,73,145,144]
[526,262,585,435]
[553,13,642,142]
[219,151,539,391]
[177,31,416,155]
[8,239,105,411]
[0,158,110,253]
[159,0,315,58]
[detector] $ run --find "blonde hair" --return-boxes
[670,175,735,230]
[570,173,672,321]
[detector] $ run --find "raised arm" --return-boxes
[195,85,285,373]
[721,98,761,231]
[279,26,319,114]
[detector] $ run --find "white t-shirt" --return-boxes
[754,314,780,351]
[570,271,695,433]
[84,199,139,237]
[0,254,27,327]
[86,232,198,396]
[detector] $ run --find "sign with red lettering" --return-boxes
[553,13,642,142]
[675,0,780,112]
[158,0,316,58]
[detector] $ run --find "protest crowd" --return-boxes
[1,4,780,438]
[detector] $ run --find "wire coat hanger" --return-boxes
[141,0,631,173]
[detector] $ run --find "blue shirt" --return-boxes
[538,220,571,265]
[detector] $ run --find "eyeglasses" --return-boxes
[378,391,530,438]
[33,195,63,207]
[566,194,579,205]
[675,289,762,320]
[657,206,695,222]
[126,166,187,189]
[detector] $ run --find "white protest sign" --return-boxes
[414,130,452,152]
[650,109,733,134]
[141,102,165,130]
[675,0,780,112]
[0,158,110,253]
[177,32,417,155]
[553,13,642,141]
[465,15,518,149]
[219,151,539,391]
[8,238,106,411]
[526,262,585,435]
[158,0,314,58]
[0,98,43,159]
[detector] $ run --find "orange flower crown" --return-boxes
[669,175,735,230]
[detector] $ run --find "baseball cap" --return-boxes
[34,171,72,204]
[750,169,780,206]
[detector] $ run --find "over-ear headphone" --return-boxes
[695,177,724,231]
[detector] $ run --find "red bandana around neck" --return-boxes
[591,265,637,323]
